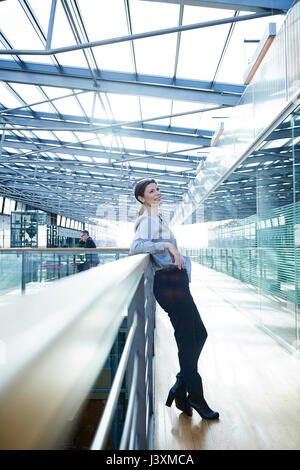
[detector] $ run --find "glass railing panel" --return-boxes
[0,249,129,299]
[183,246,298,352]
[0,251,22,296]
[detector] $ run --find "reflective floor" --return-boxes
[154,262,300,450]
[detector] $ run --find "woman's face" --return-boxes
[138,182,162,208]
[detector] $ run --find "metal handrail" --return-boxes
[0,247,129,252]
[185,247,298,251]
[0,253,154,450]
[126,262,156,450]
[90,313,138,450]
[119,354,139,450]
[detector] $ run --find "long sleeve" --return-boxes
[130,238,165,255]
[84,237,96,248]
[130,215,165,255]
[130,213,192,282]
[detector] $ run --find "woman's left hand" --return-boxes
[164,242,184,269]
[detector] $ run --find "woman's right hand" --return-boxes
[164,242,184,270]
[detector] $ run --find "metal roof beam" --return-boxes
[0,60,243,106]
[0,115,211,145]
[138,0,293,13]
[0,174,190,189]
[0,165,192,184]
[0,135,204,165]
[226,166,293,181]
[0,11,277,56]
[0,154,199,171]
[1,178,185,196]
[0,166,188,189]
[0,184,95,220]
[0,109,214,138]
[264,128,300,141]
[252,147,300,156]
[0,186,178,219]
[0,173,190,187]
[0,155,196,180]
[1,188,183,206]
[241,154,293,165]
[1,142,201,169]
[215,175,293,190]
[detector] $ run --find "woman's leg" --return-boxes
[167,296,207,401]
[153,270,207,402]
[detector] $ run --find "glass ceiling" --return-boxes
[0,0,291,223]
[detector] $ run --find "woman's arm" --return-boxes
[130,215,165,255]
[163,242,184,270]
[131,240,184,270]
[130,216,184,270]
[130,238,165,255]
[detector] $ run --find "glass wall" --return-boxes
[255,108,295,347]
[0,214,11,248]
[185,105,300,352]
[172,1,300,227]
[293,106,300,351]
[11,211,40,247]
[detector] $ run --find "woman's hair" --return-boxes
[133,178,157,217]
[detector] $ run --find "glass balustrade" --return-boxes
[0,249,129,298]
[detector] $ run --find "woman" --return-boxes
[130,178,219,420]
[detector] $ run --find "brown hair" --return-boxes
[133,178,157,216]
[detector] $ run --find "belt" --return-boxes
[156,267,186,274]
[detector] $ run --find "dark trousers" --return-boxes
[153,268,208,401]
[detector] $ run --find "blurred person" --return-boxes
[80,230,99,271]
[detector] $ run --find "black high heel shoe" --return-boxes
[187,396,219,420]
[166,390,193,416]
[165,378,192,417]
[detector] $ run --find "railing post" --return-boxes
[127,273,147,449]
[127,262,155,450]
[226,248,228,272]
[21,251,26,294]
[58,254,61,279]
[143,262,155,449]
[110,339,120,449]
[39,252,43,283]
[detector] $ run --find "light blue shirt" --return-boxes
[130,212,191,282]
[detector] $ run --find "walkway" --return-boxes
[154,262,300,450]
